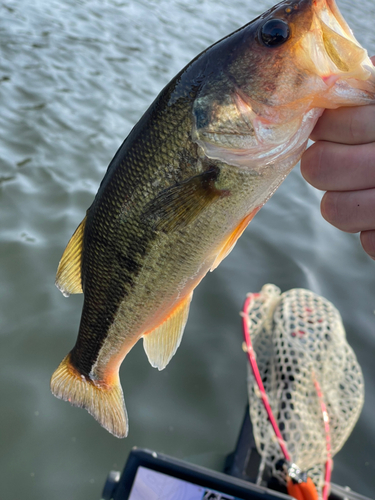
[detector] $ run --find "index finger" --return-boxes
[310,105,375,145]
[310,55,375,145]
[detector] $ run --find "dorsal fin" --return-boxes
[143,292,193,370]
[210,207,260,272]
[55,216,86,297]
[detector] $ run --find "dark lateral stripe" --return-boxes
[67,75,199,377]
[70,216,157,377]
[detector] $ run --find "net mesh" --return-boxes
[246,284,364,493]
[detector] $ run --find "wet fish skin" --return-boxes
[51,0,375,437]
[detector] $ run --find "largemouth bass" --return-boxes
[51,0,375,438]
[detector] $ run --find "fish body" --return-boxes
[51,0,375,437]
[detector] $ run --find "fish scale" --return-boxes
[51,0,375,438]
[70,84,201,377]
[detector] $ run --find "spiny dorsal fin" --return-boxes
[143,167,229,232]
[55,216,86,296]
[210,207,260,272]
[143,292,193,370]
[50,353,128,438]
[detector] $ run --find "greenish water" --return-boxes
[0,1,374,499]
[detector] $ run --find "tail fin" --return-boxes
[50,354,128,438]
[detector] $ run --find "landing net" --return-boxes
[243,284,364,497]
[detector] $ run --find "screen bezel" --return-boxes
[112,448,293,500]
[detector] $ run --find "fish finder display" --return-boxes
[128,466,244,500]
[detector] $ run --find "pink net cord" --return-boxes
[241,293,291,463]
[242,292,333,498]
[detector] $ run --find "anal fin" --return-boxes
[55,216,86,296]
[143,292,193,370]
[210,207,260,272]
[51,353,128,438]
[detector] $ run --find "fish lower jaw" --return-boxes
[312,77,375,109]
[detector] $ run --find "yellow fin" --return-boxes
[55,216,86,296]
[143,292,193,370]
[210,207,260,272]
[50,354,128,438]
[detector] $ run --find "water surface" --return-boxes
[1,1,375,499]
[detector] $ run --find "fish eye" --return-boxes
[260,19,290,47]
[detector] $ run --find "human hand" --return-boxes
[301,68,375,260]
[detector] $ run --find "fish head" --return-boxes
[193,0,375,171]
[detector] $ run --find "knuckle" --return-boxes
[351,106,375,143]
[321,191,357,233]
[321,191,339,224]
[301,142,324,187]
[360,230,375,260]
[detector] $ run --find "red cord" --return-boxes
[242,294,291,463]
[242,293,332,499]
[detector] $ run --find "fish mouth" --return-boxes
[300,0,374,84]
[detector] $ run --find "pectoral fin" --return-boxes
[143,292,193,370]
[55,216,86,296]
[143,167,228,232]
[210,207,260,272]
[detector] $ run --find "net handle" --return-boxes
[313,377,332,500]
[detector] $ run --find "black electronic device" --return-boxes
[102,407,374,500]
[102,447,293,500]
